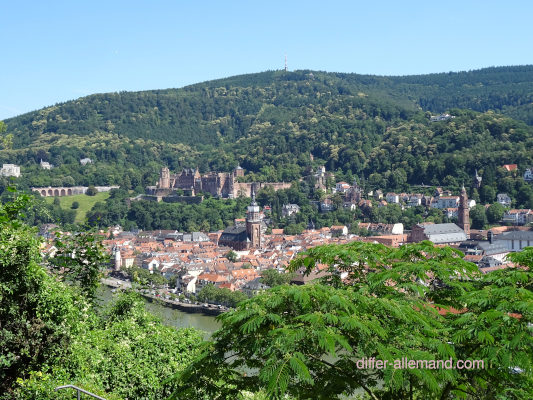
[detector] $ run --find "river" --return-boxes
[98,285,221,337]
[99,286,366,397]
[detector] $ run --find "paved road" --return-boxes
[102,277,132,289]
[101,277,224,315]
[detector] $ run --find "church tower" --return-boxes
[246,188,261,249]
[458,185,470,238]
[473,169,482,190]
[113,245,121,271]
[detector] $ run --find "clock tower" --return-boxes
[246,188,262,249]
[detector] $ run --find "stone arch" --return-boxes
[67,188,72,195]
[60,189,66,196]
[48,189,53,196]
[54,189,59,196]
[41,190,47,196]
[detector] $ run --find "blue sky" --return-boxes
[1,0,531,120]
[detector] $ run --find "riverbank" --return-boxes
[102,277,225,316]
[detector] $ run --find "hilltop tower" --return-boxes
[246,188,262,248]
[158,167,170,189]
[458,185,470,238]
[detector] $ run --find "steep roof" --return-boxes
[496,231,533,240]
[220,226,248,242]
[418,223,467,243]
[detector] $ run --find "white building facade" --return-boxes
[0,164,20,177]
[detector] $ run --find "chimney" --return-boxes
[487,230,494,245]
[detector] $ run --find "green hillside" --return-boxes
[44,191,110,223]
[2,66,533,210]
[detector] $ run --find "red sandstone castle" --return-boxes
[149,166,291,199]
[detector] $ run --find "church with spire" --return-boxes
[473,169,482,190]
[218,189,262,250]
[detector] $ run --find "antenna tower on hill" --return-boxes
[285,53,287,71]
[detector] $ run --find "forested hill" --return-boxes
[2,66,533,194]
[5,65,533,148]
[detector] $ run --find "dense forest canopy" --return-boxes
[3,65,533,213]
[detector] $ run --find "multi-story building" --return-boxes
[407,194,423,207]
[430,196,459,209]
[445,208,458,219]
[497,193,512,207]
[491,230,533,252]
[0,164,20,177]
[282,204,300,217]
[335,182,351,193]
[40,159,52,170]
[386,193,399,204]
[242,277,270,297]
[320,198,334,212]
[502,209,533,225]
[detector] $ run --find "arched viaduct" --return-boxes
[31,186,119,197]
[32,187,86,197]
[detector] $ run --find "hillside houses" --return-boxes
[502,209,533,225]
[497,193,512,207]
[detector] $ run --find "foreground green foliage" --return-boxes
[170,242,533,399]
[0,192,203,399]
[48,224,110,307]
[197,283,248,306]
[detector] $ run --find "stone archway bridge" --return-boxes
[31,186,120,197]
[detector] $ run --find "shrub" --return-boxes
[86,186,98,196]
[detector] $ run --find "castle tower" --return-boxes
[458,185,470,238]
[158,167,170,189]
[246,188,261,249]
[233,164,244,177]
[114,245,121,271]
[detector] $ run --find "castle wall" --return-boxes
[162,196,204,205]
[233,182,292,198]
[154,168,291,199]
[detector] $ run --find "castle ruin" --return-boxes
[146,166,291,199]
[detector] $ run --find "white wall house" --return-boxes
[40,160,52,170]
[335,182,351,193]
[386,193,399,204]
[282,204,301,217]
[524,168,533,182]
[408,195,422,207]
[430,196,459,210]
[502,209,533,225]
[497,193,512,207]
[0,164,20,177]
[445,208,458,219]
[430,114,455,122]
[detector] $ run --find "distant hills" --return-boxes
[2,65,533,192]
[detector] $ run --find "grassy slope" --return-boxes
[45,191,110,223]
